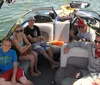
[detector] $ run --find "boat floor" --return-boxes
[28,63,58,85]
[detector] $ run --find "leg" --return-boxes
[0,68,23,85]
[33,44,58,64]
[48,47,53,59]
[19,76,33,85]
[0,78,23,85]
[47,47,59,69]
[19,54,39,76]
[16,67,33,85]
[31,50,41,75]
[41,49,58,64]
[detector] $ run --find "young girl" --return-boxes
[12,24,41,76]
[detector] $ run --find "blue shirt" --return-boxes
[0,48,17,73]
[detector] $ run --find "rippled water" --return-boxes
[0,0,100,39]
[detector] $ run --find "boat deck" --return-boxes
[27,52,60,85]
[28,63,58,85]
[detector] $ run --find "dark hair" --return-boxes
[49,12,55,19]
[96,29,100,36]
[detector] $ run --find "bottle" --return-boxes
[34,30,38,37]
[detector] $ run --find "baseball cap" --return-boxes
[27,16,35,21]
[77,19,86,26]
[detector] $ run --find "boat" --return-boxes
[0,1,100,85]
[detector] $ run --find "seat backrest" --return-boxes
[60,44,89,69]
[35,22,53,42]
[54,20,70,43]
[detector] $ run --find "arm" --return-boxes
[92,78,100,85]
[11,50,18,85]
[64,41,89,54]
[27,35,39,43]
[70,30,79,40]
[12,37,30,54]
[23,33,31,46]
[11,62,18,85]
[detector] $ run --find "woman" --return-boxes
[12,24,41,76]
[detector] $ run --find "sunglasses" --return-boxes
[15,30,23,33]
[78,26,84,28]
[95,40,100,44]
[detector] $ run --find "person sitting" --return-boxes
[64,28,100,85]
[70,18,96,42]
[55,13,73,22]
[0,39,33,85]
[12,24,41,76]
[24,17,59,69]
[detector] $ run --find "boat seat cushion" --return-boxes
[41,31,49,42]
[61,69,90,85]
[55,44,89,85]
[67,57,88,69]
[61,77,77,85]
[19,60,30,76]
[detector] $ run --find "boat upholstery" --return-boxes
[54,20,70,43]
[35,22,53,42]
[20,20,70,76]
[35,20,70,43]
[19,60,30,76]
[11,46,30,76]
[57,43,89,85]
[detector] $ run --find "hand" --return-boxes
[11,76,16,85]
[33,37,39,42]
[92,78,100,85]
[69,31,74,37]
[38,36,45,41]
[81,38,86,41]
[64,46,70,54]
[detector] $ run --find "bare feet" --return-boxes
[31,72,39,77]
[35,69,41,75]
[53,61,60,65]
[51,62,60,69]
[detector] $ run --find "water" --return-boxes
[0,0,100,40]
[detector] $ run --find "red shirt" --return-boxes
[95,49,100,58]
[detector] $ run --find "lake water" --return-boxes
[0,0,100,39]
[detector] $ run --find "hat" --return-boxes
[27,16,35,21]
[77,19,86,26]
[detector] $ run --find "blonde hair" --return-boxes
[14,24,23,31]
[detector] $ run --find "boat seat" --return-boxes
[35,22,53,42]
[11,45,30,76]
[41,31,49,42]
[55,43,89,85]
[19,60,30,76]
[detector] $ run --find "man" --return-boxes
[0,39,33,85]
[24,17,59,68]
[70,18,96,42]
[64,29,100,85]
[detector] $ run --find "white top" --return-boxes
[77,27,96,41]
